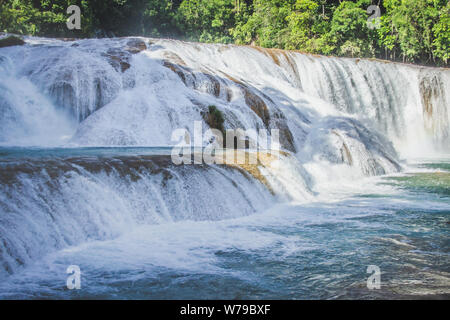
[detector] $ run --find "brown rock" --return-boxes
[0,36,25,48]
[125,38,147,54]
[103,48,131,73]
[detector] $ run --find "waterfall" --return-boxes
[0,35,448,277]
[0,54,76,146]
[1,36,448,155]
[419,69,450,150]
[0,154,275,277]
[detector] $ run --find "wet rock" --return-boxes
[163,51,186,66]
[0,36,25,48]
[125,38,147,54]
[101,39,146,72]
[224,74,271,126]
[419,71,449,148]
[103,48,131,73]
[253,46,281,66]
[303,117,401,176]
[242,87,271,127]
[163,61,190,84]
[204,74,221,97]
[278,125,296,153]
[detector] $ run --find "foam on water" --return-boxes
[0,36,448,298]
[0,154,276,278]
[0,168,448,299]
[0,54,76,146]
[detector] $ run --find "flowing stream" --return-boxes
[0,35,448,299]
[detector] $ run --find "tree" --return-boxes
[232,0,294,48]
[379,0,444,63]
[177,0,243,43]
[0,0,447,66]
[285,0,320,51]
[0,0,92,37]
[325,0,375,57]
[432,1,449,64]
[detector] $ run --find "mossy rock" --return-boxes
[206,105,225,133]
[202,105,226,142]
[0,36,25,48]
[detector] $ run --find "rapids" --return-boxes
[0,34,448,298]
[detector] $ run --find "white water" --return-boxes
[1,36,448,156]
[0,157,275,278]
[0,35,449,284]
[0,55,76,146]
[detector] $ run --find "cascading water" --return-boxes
[2,36,448,154]
[0,153,275,278]
[0,35,448,299]
[0,54,76,146]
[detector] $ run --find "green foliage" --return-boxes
[176,0,250,43]
[0,0,92,37]
[285,0,321,51]
[0,0,448,65]
[232,0,294,48]
[379,0,445,63]
[141,0,179,37]
[206,105,225,135]
[432,1,450,63]
[326,1,376,57]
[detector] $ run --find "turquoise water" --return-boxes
[0,146,174,159]
[0,148,448,299]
